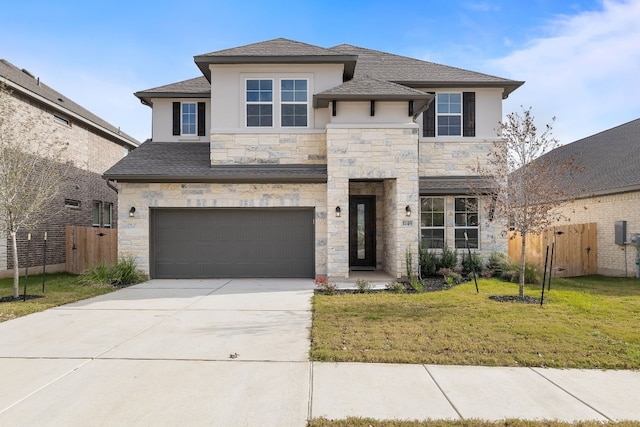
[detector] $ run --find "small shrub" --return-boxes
[437,268,463,288]
[79,256,147,288]
[438,246,457,270]
[410,278,424,293]
[486,251,511,277]
[385,282,406,293]
[494,259,541,285]
[355,278,371,293]
[419,246,439,277]
[315,276,338,295]
[460,252,483,277]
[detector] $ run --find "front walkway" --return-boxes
[0,279,639,425]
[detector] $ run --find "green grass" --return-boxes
[0,273,115,322]
[311,276,640,369]
[308,418,640,427]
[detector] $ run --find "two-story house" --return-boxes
[104,38,523,280]
[0,59,139,278]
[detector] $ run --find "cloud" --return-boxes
[487,0,640,144]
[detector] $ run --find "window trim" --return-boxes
[453,196,479,249]
[103,202,113,228]
[420,196,446,249]
[92,201,101,228]
[54,114,71,127]
[245,78,274,128]
[181,102,197,136]
[436,92,462,137]
[65,199,81,209]
[279,78,309,128]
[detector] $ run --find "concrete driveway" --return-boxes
[0,279,314,426]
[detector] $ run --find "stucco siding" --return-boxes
[150,98,210,143]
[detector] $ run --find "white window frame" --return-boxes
[54,114,71,127]
[454,196,479,249]
[420,196,446,249]
[92,201,101,228]
[65,199,81,209]
[245,78,274,128]
[279,78,309,128]
[181,102,197,135]
[436,92,462,137]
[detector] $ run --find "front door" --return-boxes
[349,196,376,269]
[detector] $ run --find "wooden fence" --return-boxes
[65,226,117,274]
[508,223,597,277]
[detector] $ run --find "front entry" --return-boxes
[349,196,376,270]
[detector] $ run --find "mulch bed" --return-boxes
[0,295,45,303]
[315,276,458,295]
[489,295,540,304]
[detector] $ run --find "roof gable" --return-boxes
[0,59,139,147]
[134,76,210,106]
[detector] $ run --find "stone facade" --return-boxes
[210,132,327,165]
[326,124,420,278]
[118,182,328,276]
[419,138,500,176]
[554,191,640,276]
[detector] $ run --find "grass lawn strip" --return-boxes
[308,418,640,426]
[311,276,640,369]
[0,273,114,322]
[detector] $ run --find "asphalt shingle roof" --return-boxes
[536,118,640,197]
[0,59,139,147]
[134,76,210,105]
[104,141,327,183]
[197,38,345,58]
[420,176,496,195]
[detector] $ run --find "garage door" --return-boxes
[150,208,315,279]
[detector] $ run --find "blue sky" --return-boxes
[3,0,639,145]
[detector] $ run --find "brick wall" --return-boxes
[554,191,640,276]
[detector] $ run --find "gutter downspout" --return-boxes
[105,178,118,194]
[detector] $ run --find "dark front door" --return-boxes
[349,196,376,269]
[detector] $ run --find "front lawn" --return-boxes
[0,273,114,322]
[311,276,640,369]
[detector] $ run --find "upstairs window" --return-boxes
[181,103,197,135]
[246,79,273,127]
[423,92,475,138]
[280,79,308,127]
[92,201,101,227]
[103,202,112,228]
[172,102,206,137]
[436,93,462,136]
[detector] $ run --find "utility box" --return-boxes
[615,221,627,245]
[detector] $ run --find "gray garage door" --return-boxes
[150,208,315,279]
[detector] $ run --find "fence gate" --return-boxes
[508,223,597,277]
[65,226,117,274]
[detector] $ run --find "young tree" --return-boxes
[476,107,581,298]
[0,82,69,298]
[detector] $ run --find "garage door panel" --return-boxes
[151,208,314,279]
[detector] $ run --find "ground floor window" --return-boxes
[454,197,479,248]
[420,195,480,249]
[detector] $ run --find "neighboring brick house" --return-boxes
[544,118,640,276]
[104,38,523,279]
[0,59,139,278]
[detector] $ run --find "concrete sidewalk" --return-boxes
[0,279,639,426]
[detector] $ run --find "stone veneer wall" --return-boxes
[210,132,326,165]
[553,191,640,276]
[326,125,420,278]
[117,182,327,276]
[419,139,500,176]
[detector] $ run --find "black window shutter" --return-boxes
[172,102,180,136]
[422,99,435,137]
[197,102,206,136]
[463,92,476,137]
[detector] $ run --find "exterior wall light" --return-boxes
[129,207,136,218]
[335,206,341,218]
[405,205,411,217]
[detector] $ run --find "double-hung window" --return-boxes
[92,201,101,227]
[280,79,307,127]
[454,197,479,248]
[181,102,197,135]
[103,203,112,228]
[420,197,445,249]
[437,93,462,136]
[246,79,273,127]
